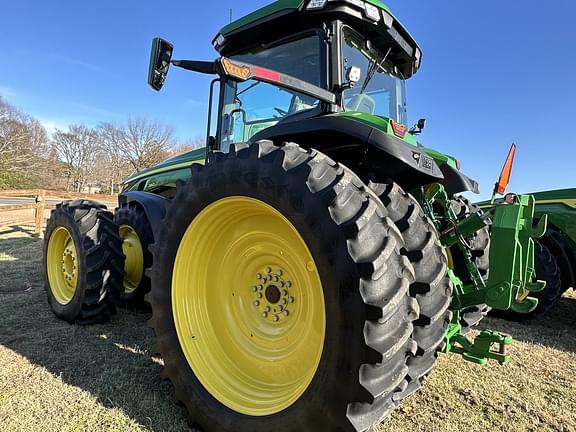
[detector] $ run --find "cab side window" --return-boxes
[142,168,192,198]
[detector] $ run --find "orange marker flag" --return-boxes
[496,143,516,195]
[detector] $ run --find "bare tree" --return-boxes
[118,117,174,171]
[97,122,132,194]
[0,97,50,188]
[172,136,205,157]
[52,125,100,192]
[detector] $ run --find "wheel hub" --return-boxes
[253,267,294,322]
[61,247,77,282]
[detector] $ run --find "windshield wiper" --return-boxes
[359,47,392,94]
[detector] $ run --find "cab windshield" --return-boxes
[219,34,322,152]
[341,27,408,124]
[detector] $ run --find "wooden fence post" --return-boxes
[34,189,46,236]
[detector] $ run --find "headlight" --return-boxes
[306,0,328,10]
[364,3,381,22]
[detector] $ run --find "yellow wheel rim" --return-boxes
[446,247,455,270]
[172,196,326,416]
[46,226,78,305]
[119,225,144,294]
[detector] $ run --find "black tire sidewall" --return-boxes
[152,151,372,432]
[43,207,89,322]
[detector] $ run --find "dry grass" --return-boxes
[0,225,575,432]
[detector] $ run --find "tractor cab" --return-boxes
[211,0,421,152]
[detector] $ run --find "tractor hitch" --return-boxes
[444,321,513,365]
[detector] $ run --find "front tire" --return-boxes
[43,200,124,324]
[149,142,420,432]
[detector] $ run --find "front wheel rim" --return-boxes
[172,196,326,416]
[46,226,78,305]
[119,225,144,293]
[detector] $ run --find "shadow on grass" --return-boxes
[0,225,192,431]
[480,291,576,354]
[1,225,574,432]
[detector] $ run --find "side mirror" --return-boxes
[148,38,174,91]
[346,66,362,85]
[409,118,427,135]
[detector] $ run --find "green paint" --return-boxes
[479,188,576,257]
[220,0,305,36]
[420,146,459,170]
[122,148,206,186]
[417,184,546,364]
[532,188,576,245]
[328,111,419,146]
[219,0,403,39]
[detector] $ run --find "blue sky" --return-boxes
[1,0,575,199]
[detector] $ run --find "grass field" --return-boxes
[0,225,575,432]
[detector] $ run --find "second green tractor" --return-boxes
[42,1,548,431]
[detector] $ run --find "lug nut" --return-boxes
[273,315,279,322]
[277,270,283,276]
[283,310,289,316]
[264,306,271,312]
[285,281,292,288]
[288,296,294,303]
[253,300,260,307]
[257,273,263,280]
[266,267,272,273]
[273,276,280,282]
[262,312,268,318]
[281,298,287,305]
[252,286,258,292]
[257,292,263,299]
[281,289,288,296]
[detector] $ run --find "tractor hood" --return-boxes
[121,148,206,187]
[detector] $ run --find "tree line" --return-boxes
[0,96,202,193]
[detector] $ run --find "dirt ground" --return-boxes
[0,225,575,432]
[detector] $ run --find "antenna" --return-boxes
[229,8,233,23]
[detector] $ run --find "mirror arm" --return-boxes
[171,60,217,75]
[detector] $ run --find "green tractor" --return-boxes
[42,1,548,430]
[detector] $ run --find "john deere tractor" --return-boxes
[42,1,547,431]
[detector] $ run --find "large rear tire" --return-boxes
[369,182,452,396]
[43,200,124,324]
[149,142,420,432]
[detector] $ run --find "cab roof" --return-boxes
[213,0,422,79]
